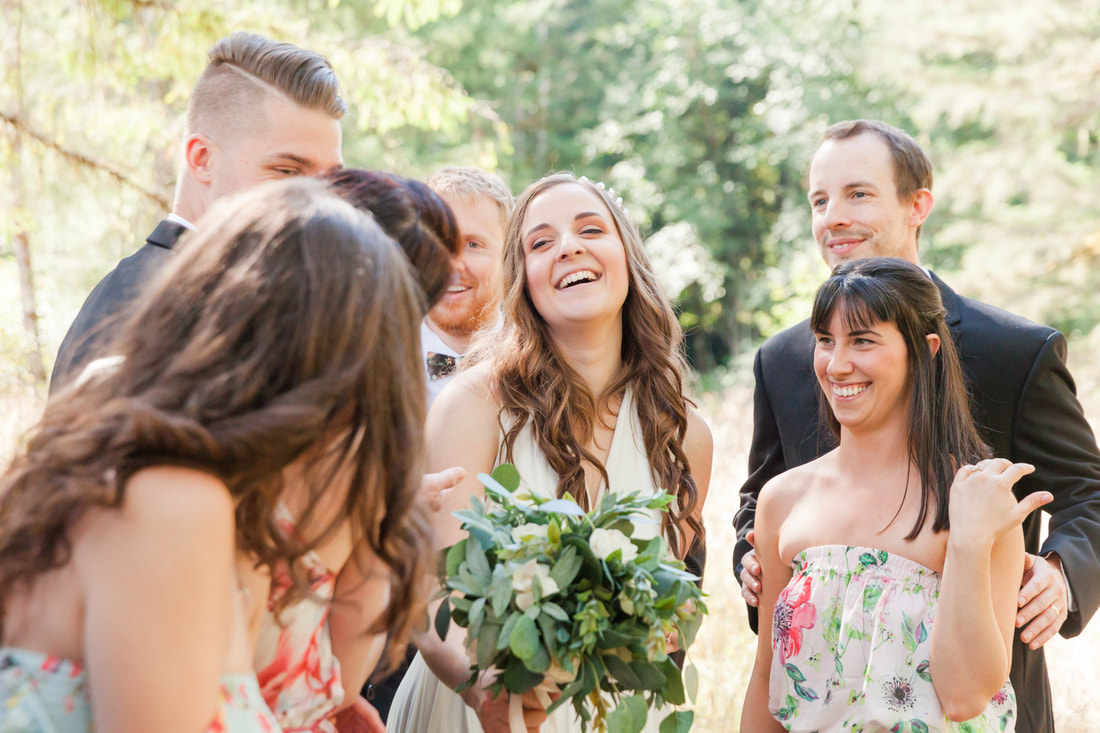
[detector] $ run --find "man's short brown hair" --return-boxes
[822,119,933,199]
[185,32,345,140]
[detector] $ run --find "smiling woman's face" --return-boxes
[519,182,629,333]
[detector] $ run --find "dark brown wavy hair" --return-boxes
[323,168,460,307]
[811,257,990,539]
[488,172,703,558]
[0,179,433,667]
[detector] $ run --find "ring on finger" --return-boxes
[1052,604,1060,616]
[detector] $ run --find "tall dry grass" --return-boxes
[0,383,1096,731]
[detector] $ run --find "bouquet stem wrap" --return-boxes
[508,681,555,733]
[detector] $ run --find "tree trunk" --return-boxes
[7,0,46,384]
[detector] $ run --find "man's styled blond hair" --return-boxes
[185,32,345,141]
[426,166,514,227]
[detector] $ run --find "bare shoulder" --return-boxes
[123,466,235,529]
[758,454,825,516]
[75,466,234,567]
[684,407,714,457]
[428,362,501,458]
[683,407,714,497]
[430,362,498,423]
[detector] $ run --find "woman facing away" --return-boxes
[0,178,435,733]
[249,168,463,733]
[389,172,714,733]
[741,258,1053,732]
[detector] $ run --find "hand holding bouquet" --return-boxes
[436,464,705,733]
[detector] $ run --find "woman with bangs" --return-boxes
[742,258,1052,732]
[390,172,713,733]
[0,179,435,733]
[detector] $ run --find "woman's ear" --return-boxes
[926,333,941,358]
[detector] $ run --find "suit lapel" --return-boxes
[930,271,964,345]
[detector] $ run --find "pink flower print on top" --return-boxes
[772,569,817,664]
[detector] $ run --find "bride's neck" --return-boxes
[551,319,623,397]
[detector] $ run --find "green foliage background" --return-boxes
[2,0,1099,390]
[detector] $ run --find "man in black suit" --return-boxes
[50,31,345,389]
[734,119,1100,733]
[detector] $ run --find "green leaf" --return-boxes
[490,463,521,491]
[445,539,467,577]
[509,613,540,660]
[684,663,699,703]
[596,628,636,649]
[540,601,569,622]
[550,546,583,589]
[862,583,883,613]
[501,655,543,694]
[659,710,694,733]
[478,471,514,501]
[468,596,486,637]
[784,663,806,683]
[477,621,501,669]
[489,569,514,617]
[604,693,647,733]
[659,658,686,705]
[546,675,586,714]
[629,661,666,691]
[901,611,918,653]
[498,613,520,651]
[859,552,878,567]
[911,720,930,733]
[434,597,451,641]
[916,660,932,683]
[465,534,492,585]
[527,642,552,674]
[794,681,819,702]
[878,550,889,565]
[604,653,643,688]
[541,498,587,516]
[547,518,561,544]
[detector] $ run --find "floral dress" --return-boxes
[253,504,343,733]
[769,545,1016,733]
[0,647,280,732]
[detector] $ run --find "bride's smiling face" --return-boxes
[519,182,629,331]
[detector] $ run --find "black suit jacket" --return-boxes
[50,219,185,391]
[733,273,1100,733]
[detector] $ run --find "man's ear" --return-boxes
[184,134,214,184]
[909,188,934,228]
[926,332,941,358]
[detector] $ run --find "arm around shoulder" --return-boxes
[1013,330,1100,635]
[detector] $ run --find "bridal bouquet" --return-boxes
[436,464,705,733]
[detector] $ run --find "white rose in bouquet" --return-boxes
[511,523,549,542]
[511,558,559,611]
[590,527,638,563]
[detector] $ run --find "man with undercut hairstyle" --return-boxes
[51,31,345,389]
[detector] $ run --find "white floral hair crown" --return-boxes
[578,175,628,214]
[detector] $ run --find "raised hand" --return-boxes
[948,459,1048,549]
[420,466,466,512]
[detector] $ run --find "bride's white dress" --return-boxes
[388,387,672,732]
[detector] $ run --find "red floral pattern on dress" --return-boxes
[772,569,817,664]
[253,505,342,733]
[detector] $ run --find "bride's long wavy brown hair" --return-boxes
[487,173,703,558]
[0,179,433,668]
